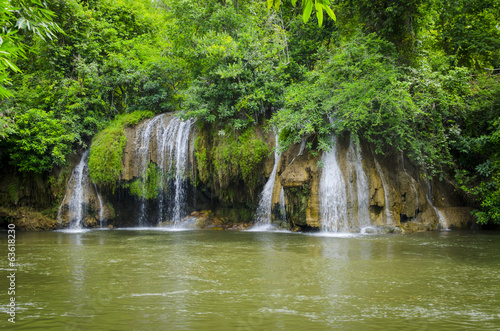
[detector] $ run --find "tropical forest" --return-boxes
[0,0,499,329]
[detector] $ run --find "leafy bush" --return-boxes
[8,109,74,172]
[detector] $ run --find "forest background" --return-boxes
[0,0,499,225]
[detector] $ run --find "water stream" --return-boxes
[254,133,281,229]
[57,151,91,229]
[164,117,194,225]
[319,136,348,232]
[133,114,194,226]
[94,183,104,227]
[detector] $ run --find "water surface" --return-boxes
[1,230,499,330]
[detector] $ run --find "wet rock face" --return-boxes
[275,141,321,229]
[271,135,474,232]
[55,115,473,231]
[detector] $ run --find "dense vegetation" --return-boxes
[0,0,499,224]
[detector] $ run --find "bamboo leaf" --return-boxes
[303,0,313,23]
[316,2,323,27]
[274,0,281,11]
[324,5,336,22]
[2,58,21,72]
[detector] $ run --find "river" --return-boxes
[1,229,499,330]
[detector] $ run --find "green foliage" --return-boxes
[0,0,62,98]
[88,110,153,188]
[8,183,19,204]
[213,127,269,192]
[8,109,74,172]
[1,0,499,226]
[1,0,184,171]
[195,124,269,203]
[194,135,209,184]
[178,1,287,129]
[128,162,163,200]
[436,0,500,68]
[342,0,426,62]
[268,0,336,26]
[272,33,475,178]
[452,76,500,224]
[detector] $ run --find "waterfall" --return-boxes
[346,139,371,229]
[424,177,449,230]
[57,150,106,229]
[133,114,194,226]
[254,133,281,227]
[57,151,90,229]
[319,136,349,232]
[163,117,194,225]
[94,183,104,227]
[279,187,286,225]
[134,115,164,225]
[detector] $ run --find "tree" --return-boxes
[0,0,62,98]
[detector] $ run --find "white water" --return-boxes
[254,133,281,227]
[319,136,348,232]
[279,187,286,224]
[58,150,106,229]
[94,183,104,227]
[424,177,449,230]
[165,117,194,225]
[133,114,194,225]
[346,139,371,229]
[134,115,164,225]
[60,151,90,229]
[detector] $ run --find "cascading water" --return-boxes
[57,151,93,229]
[134,115,164,225]
[424,176,449,230]
[67,150,89,228]
[319,136,349,232]
[253,133,281,229]
[346,139,371,229]
[133,114,194,226]
[279,187,286,225]
[163,117,194,225]
[94,183,104,227]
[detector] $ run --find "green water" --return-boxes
[1,229,500,330]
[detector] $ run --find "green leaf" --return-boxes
[274,0,281,11]
[291,0,297,7]
[324,4,336,22]
[17,18,27,29]
[315,2,324,27]
[303,0,313,23]
[267,0,273,9]
[2,58,21,72]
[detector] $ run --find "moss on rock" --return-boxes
[88,111,153,189]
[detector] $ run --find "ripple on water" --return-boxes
[307,232,365,238]
[54,229,91,234]
[246,224,293,233]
